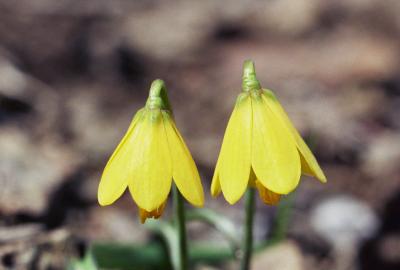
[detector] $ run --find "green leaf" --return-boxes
[186,209,240,250]
[68,252,98,270]
[92,242,235,269]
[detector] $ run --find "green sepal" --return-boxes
[145,79,173,112]
[242,60,261,92]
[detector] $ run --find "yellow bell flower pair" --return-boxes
[98,61,326,223]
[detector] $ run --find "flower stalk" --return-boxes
[240,188,256,270]
[173,185,188,270]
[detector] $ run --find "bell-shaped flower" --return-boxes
[98,80,204,223]
[211,61,326,205]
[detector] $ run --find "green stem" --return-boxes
[173,185,188,270]
[240,188,256,270]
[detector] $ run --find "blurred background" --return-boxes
[0,0,400,269]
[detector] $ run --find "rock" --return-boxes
[0,0,135,16]
[0,52,28,98]
[254,0,319,36]
[122,1,216,61]
[361,132,400,179]
[75,206,148,243]
[218,28,398,87]
[64,85,139,162]
[311,196,380,270]
[0,228,73,270]
[0,224,42,243]
[252,241,304,270]
[277,86,386,158]
[0,50,62,135]
[310,196,379,249]
[0,127,81,215]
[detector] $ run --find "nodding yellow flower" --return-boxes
[98,79,204,223]
[211,60,326,205]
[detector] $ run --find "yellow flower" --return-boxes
[98,80,204,223]
[211,60,326,205]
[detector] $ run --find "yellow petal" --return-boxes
[139,200,167,224]
[255,180,281,205]
[218,94,252,204]
[210,157,222,197]
[98,109,144,206]
[262,90,326,182]
[163,111,204,207]
[251,92,301,194]
[128,109,173,211]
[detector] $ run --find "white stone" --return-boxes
[310,196,379,248]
